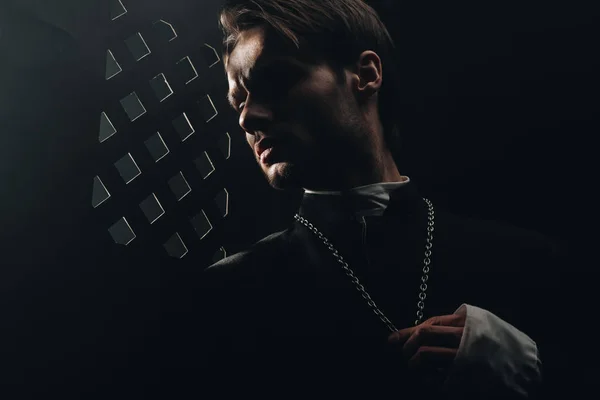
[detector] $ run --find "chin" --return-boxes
[264,162,303,191]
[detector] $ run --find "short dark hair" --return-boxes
[219,0,403,154]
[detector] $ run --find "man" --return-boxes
[164,1,576,398]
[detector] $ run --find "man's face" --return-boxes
[225,26,369,191]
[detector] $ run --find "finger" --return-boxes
[408,346,457,370]
[387,326,416,345]
[403,325,463,359]
[423,313,466,327]
[387,312,466,345]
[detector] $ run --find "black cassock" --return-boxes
[163,180,583,399]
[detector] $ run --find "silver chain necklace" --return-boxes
[293,197,435,333]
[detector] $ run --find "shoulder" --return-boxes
[438,209,568,260]
[203,228,291,281]
[433,209,570,296]
[198,229,292,328]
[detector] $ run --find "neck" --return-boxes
[303,149,404,192]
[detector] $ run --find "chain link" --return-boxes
[294,197,435,333]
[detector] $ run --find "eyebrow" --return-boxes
[227,91,238,109]
[226,57,305,109]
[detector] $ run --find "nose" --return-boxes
[239,95,273,135]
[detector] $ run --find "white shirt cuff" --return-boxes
[443,304,542,397]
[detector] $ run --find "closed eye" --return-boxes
[228,58,307,111]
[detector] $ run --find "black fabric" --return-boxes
[162,180,581,399]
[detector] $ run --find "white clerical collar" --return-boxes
[302,176,411,217]
[303,176,410,195]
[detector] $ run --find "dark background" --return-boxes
[0,0,597,397]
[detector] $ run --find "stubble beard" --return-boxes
[264,161,302,191]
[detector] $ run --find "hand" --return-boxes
[387,313,466,374]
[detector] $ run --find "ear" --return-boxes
[353,51,383,100]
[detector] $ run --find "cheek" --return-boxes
[287,69,340,116]
[246,133,257,153]
[289,85,342,127]
[280,72,346,148]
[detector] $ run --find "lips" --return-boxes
[255,138,276,159]
[260,146,278,164]
[256,136,284,161]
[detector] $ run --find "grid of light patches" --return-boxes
[93,0,230,262]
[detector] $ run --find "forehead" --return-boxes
[226,27,266,79]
